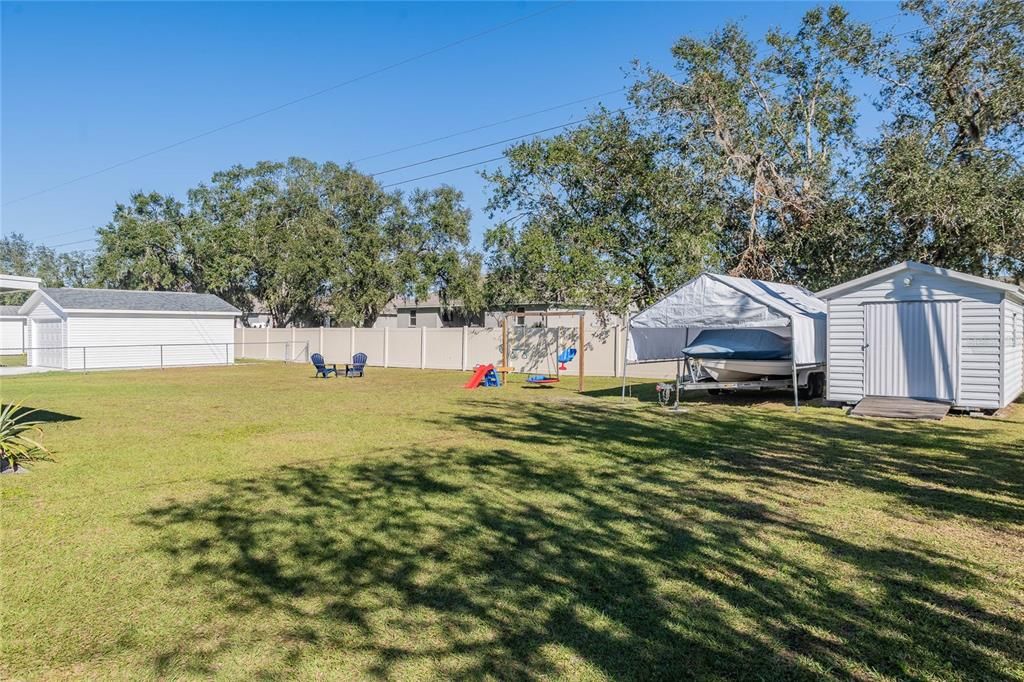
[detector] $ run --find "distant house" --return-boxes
[238,309,273,328]
[372,295,484,329]
[372,297,620,329]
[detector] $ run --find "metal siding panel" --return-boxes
[66,315,235,369]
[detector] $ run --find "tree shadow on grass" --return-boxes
[139,399,1023,679]
[0,404,80,423]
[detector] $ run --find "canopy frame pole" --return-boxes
[791,318,800,413]
[674,359,681,411]
[620,323,631,403]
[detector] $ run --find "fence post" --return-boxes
[613,326,619,378]
[265,327,270,360]
[420,327,427,370]
[160,344,164,369]
[350,326,355,359]
[225,343,229,365]
[461,326,468,371]
[383,327,389,368]
[82,346,86,372]
[240,326,245,358]
[305,341,310,362]
[285,341,289,363]
[319,326,324,356]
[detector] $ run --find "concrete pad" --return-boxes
[0,366,57,377]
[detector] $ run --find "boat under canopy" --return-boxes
[627,272,826,366]
[623,272,828,405]
[680,328,791,360]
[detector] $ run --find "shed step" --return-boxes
[849,396,952,420]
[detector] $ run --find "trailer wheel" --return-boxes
[800,372,825,400]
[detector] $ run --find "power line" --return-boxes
[46,237,99,249]
[21,225,98,242]
[354,87,627,163]
[369,105,635,177]
[2,1,574,207]
[381,155,507,189]
[39,90,625,248]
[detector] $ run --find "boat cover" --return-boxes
[627,272,827,365]
[681,329,791,360]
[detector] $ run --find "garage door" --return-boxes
[864,301,958,401]
[33,320,64,368]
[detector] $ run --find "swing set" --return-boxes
[500,311,586,392]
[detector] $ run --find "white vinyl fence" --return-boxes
[235,326,681,379]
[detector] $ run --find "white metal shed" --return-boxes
[817,261,1024,411]
[19,288,241,370]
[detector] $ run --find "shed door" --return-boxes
[32,320,64,368]
[864,301,958,401]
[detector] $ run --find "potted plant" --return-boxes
[0,401,53,473]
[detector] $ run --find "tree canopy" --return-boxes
[483,111,720,312]
[91,158,482,327]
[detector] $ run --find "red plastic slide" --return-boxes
[464,364,494,389]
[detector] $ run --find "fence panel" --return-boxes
[292,329,320,359]
[237,330,266,359]
[321,329,352,363]
[425,328,463,370]
[352,329,385,365]
[507,327,559,374]
[628,360,682,379]
[467,327,502,367]
[388,329,421,368]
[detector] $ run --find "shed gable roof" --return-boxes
[816,261,1023,300]
[31,288,240,314]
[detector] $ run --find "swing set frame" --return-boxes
[501,311,586,392]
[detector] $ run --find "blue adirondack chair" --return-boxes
[311,353,338,378]
[345,352,367,378]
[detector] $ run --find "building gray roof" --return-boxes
[0,305,25,316]
[40,288,240,314]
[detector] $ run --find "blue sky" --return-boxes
[1,1,906,254]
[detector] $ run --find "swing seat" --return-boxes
[526,375,560,385]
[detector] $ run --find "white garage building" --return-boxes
[19,288,240,370]
[1,306,28,355]
[818,261,1024,411]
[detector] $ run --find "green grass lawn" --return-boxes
[0,352,27,367]
[2,363,1022,680]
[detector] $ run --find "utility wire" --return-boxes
[2,1,574,207]
[369,105,635,177]
[41,94,624,248]
[20,225,98,241]
[45,237,100,249]
[381,155,507,188]
[354,87,627,163]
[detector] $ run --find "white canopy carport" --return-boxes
[623,273,827,408]
[628,273,827,365]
